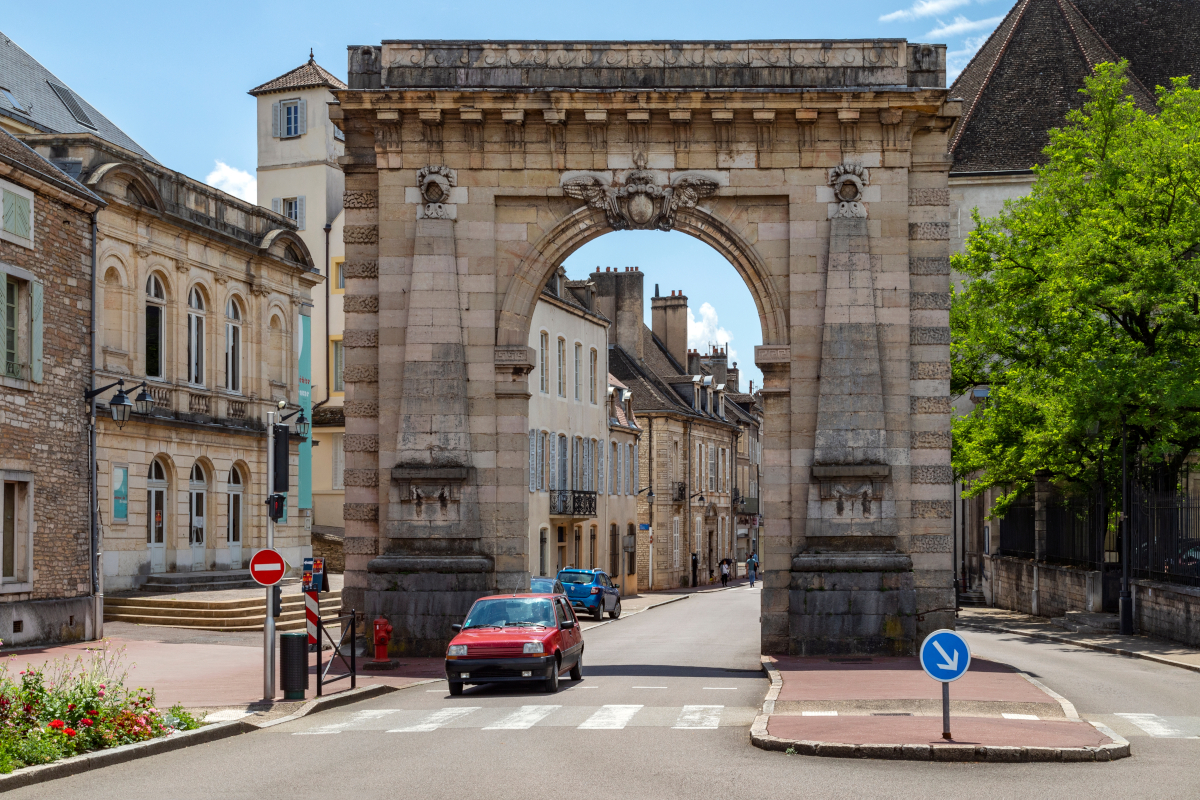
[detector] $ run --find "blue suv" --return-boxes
[557,569,621,621]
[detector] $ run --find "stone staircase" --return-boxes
[104,591,343,632]
[1052,610,1120,634]
[958,588,987,607]
[137,570,293,593]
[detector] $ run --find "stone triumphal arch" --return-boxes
[332,40,959,656]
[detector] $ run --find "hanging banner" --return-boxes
[298,307,313,511]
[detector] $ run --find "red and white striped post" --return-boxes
[305,590,319,646]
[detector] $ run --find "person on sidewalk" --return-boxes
[719,559,730,587]
[746,553,759,588]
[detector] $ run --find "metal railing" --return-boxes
[315,609,357,696]
[3,360,27,381]
[1046,492,1106,568]
[998,497,1035,559]
[550,490,597,518]
[670,482,687,503]
[1128,478,1200,587]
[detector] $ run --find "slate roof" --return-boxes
[0,32,156,162]
[949,0,1197,173]
[249,55,348,97]
[0,127,103,206]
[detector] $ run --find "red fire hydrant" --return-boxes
[372,616,393,663]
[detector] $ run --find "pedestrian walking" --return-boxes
[719,559,730,587]
[746,553,759,588]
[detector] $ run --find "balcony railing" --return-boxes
[670,482,687,503]
[188,392,211,415]
[550,490,597,518]
[739,497,760,515]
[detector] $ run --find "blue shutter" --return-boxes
[598,442,605,495]
[297,196,306,231]
[271,102,280,138]
[271,197,281,214]
[529,429,537,492]
[297,98,308,136]
[30,280,43,383]
[548,434,556,493]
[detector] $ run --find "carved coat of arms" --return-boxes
[563,161,718,231]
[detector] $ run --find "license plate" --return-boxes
[521,671,532,677]
[460,673,469,678]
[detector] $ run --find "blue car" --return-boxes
[557,569,621,621]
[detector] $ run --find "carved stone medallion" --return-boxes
[562,168,718,231]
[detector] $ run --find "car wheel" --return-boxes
[449,682,463,697]
[570,653,583,681]
[544,662,560,694]
[608,600,621,619]
[593,604,604,621]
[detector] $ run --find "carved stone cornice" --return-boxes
[562,165,719,231]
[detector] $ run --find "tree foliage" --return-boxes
[951,62,1200,509]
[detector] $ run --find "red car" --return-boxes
[445,594,584,696]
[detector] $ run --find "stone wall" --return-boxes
[1133,579,1200,648]
[0,169,95,640]
[988,556,1091,618]
[312,526,345,573]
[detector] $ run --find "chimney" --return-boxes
[705,345,728,387]
[727,361,740,393]
[652,289,688,369]
[591,266,644,360]
[687,348,702,375]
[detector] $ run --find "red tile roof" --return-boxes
[249,56,348,96]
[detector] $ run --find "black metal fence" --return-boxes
[550,490,597,517]
[1128,473,1200,587]
[998,496,1035,558]
[1046,491,1106,568]
[315,609,357,697]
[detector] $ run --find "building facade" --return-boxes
[0,129,103,645]
[250,55,348,546]
[526,268,639,594]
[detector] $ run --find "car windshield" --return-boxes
[462,598,555,629]
[557,571,594,585]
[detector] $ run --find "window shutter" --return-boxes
[296,196,306,230]
[271,197,281,214]
[271,102,281,138]
[297,98,308,135]
[0,271,6,369]
[529,429,537,493]
[598,442,605,495]
[548,434,556,493]
[633,443,638,494]
[30,280,43,383]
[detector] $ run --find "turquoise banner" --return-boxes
[298,309,312,510]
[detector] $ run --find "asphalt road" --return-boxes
[12,587,1200,799]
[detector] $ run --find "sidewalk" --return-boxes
[752,654,1128,762]
[958,607,1200,673]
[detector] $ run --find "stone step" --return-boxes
[958,590,987,608]
[1056,610,1120,634]
[103,606,345,631]
[136,570,302,593]
[105,592,342,618]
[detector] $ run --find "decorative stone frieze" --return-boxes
[343,536,380,555]
[343,468,380,487]
[342,329,379,347]
[910,327,951,345]
[912,431,952,449]
[912,466,953,484]
[562,166,718,231]
[912,500,952,519]
[911,396,952,414]
[342,365,379,382]
[908,188,949,206]
[910,361,951,380]
[344,191,378,208]
[343,400,379,417]
[909,292,951,310]
[909,222,950,240]
[342,295,379,313]
[342,260,378,278]
[343,225,379,244]
[343,503,380,521]
[343,434,380,452]
[910,256,950,275]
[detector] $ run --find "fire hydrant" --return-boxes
[372,616,393,663]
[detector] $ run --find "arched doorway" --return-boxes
[188,462,208,571]
[227,465,245,569]
[335,39,958,657]
[146,458,169,574]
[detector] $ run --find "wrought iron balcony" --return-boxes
[550,489,597,518]
[670,482,687,503]
[739,497,760,515]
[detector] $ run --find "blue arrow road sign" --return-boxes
[919,629,971,683]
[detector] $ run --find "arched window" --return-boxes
[269,314,285,387]
[103,267,123,354]
[188,462,207,563]
[145,274,166,379]
[187,287,205,385]
[227,466,244,566]
[146,459,168,573]
[225,297,242,393]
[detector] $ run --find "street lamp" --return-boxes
[278,406,311,437]
[690,491,705,505]
[636,486,655,500]
[84,379,154,430]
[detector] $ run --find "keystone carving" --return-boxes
[829,163,869,219]
[417,165,457,218]
[562,162,718,232]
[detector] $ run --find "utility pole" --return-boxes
[264,406,277,701]
[1119,423,1132,635]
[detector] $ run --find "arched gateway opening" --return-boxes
[333,39,958,657]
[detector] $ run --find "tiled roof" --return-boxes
[313,405,345,426]
[249,55,348,97]
[0,32,155,161]
[949,0,1186,173]
[0,127,103,205]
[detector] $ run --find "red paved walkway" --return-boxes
[768,715,1109,748]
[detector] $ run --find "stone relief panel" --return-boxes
[561,159,719,231]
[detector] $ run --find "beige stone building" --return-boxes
[333,39,956,657]
[250,55,350,550]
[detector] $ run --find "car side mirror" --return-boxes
[561,619,576,629]
[451,623,462,632]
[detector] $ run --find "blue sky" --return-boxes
[2,0,1009,389]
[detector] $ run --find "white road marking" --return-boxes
[483,705,561,730]
[673,705,723,729]
[388,707,480,732]
[801,710,838,717]
[703,687,738,690]
[1115,713,1195,738]
[296,709,396,735]
[1002,713,1040,720]
[632,686,668,689]
[578,705,643,729]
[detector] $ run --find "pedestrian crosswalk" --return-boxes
[288,704,755,735]
[1114,713,1200,739]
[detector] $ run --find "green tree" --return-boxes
[951,62,1200,509]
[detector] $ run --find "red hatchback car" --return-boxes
[445,594,584,695]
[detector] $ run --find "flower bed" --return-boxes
[0,641,202,774]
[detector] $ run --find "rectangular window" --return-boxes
[112,465,128,523]
[557,338,566,397]
[709,445,716,492]
[332,434,345,490]
[225,322,241,392]
[331,338,344,393]
[145,303,163,379]
[589,349,597,404]
[284,101,301,137]
[331,257,345,293]
[1,180,34,248]
[539,332,549,393]
[574,342,582,401]
[610,441,617,495]
[558,434,568,490]
[1,477,31,583]
[3,278,15,379]
[673,518,681,569]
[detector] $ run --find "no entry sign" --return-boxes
[250,548,287,587]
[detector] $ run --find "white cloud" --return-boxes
[879,0,970,23]
[205,161,257,203]
[947,33,991,80]
[687,302,738,365]
[926,14,1004,38]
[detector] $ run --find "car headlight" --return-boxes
[523,642,544,654]
[447,644,468,657]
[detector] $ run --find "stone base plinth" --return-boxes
[362,559,493,657]
[789,553,916,656]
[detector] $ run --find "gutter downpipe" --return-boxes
[323,222,332,403]
[88,209,102,640]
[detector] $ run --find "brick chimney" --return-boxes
[651,287,688,369]
[701,345,728,387]
[591,267,644,361]
[727,361,740,393]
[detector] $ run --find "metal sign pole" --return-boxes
[942,681,951,740]
[264,410,276,702]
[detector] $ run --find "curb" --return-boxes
[251,682,407,728]
[0,718,255,791]
[748,657,1130,763]
[959,621,1200,676]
